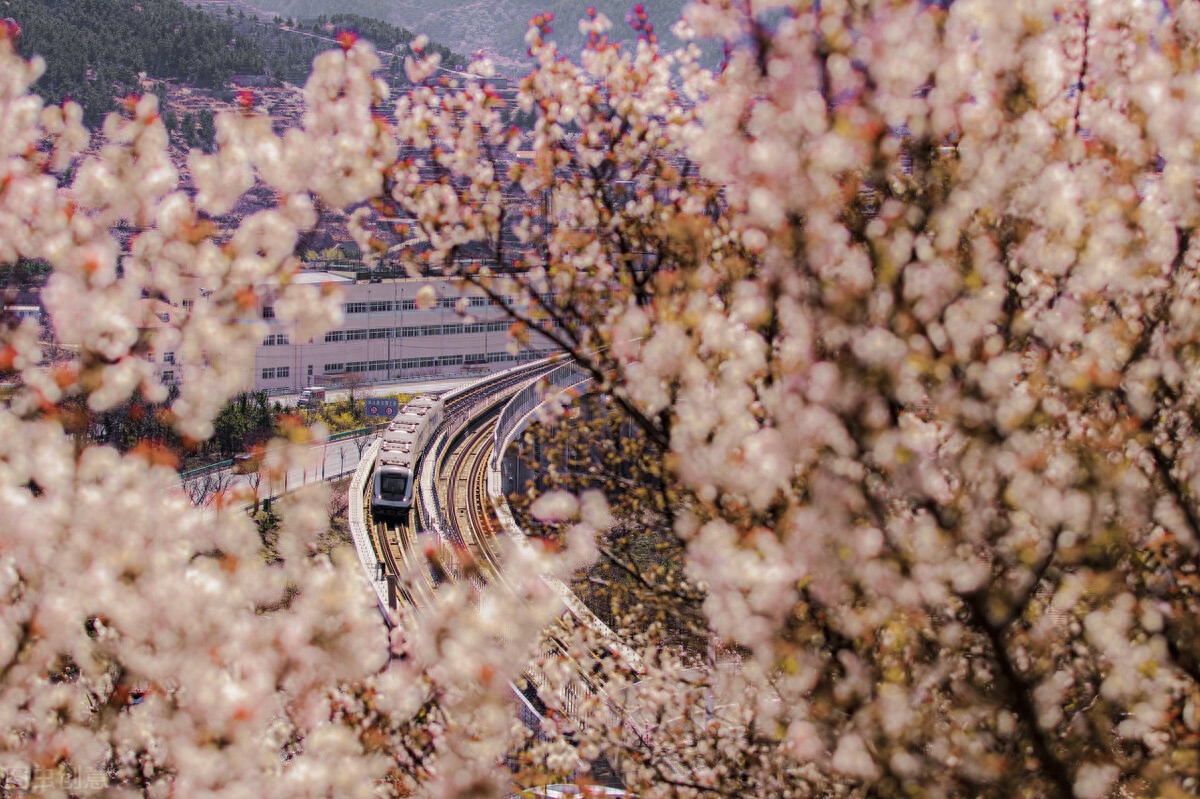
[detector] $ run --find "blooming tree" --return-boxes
[7,0,1200,798]
[382,1,1200,797]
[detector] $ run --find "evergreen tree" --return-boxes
[197,109,215,153]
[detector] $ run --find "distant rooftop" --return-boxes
[292,271,353,284]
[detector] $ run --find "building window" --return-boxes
[163,352,175,363]
[345,361,368,373]
[469,296,489,307]
[439,297,457,309]
[161,371,174,382]
[399,299,417,311]
[325,330,346,343]
[277,366,290,378]
[157,312,170,323]
[369,327,391,339]
[369,300,392,312]
[262,305,275,319]
[343,302,368,314]
[263,334,290,346]
[443,323,464,335]
[348,329,368,341]
[324,363,345,374]
[182,299,194,310]
[262,368,276,380]
[401,357,437,369]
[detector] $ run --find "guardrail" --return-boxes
[348,438,391,617]
[178,459,234,481]
[491,361,592,493]
[484,372,659,780]
[485,364,641,670]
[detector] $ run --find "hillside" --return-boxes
[6,0,264,124]
[6,0,467,125]
[237,0,694,72]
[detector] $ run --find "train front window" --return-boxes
[380,475,408,500]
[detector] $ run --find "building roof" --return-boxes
[3,290,41,308]
[292,270,354,284]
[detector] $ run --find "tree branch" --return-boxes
[960,591,1074,799]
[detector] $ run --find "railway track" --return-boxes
[367,500,437,610]
[363,358,564,610]
[349,358,673,793]
[444,420,506,585]
[353,357,650,776]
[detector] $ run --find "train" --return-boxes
[371,394,445,516]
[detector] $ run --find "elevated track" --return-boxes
[349,357,651,780]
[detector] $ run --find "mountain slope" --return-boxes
[242,0,693,72]
[6,0,468,125]
[7,0,264,123]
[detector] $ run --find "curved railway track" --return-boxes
[368,503,436,609]
[355,358,649,776]
[445,420,507,587]
[364,358,562,610]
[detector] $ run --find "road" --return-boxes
[183,431,379,510]
[185,375,477,509]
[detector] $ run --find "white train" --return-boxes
[371,394,445,516]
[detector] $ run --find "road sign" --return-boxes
[365,397,400,418]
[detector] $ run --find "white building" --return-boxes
[251,271,559,393]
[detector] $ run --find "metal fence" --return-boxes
[328,422,388,442]
[178,458,234,482]
[491,361,592,493]
[177,423,385,485]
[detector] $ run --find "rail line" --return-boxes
[349,356,656,777]
[445,420,507,586]
[369,503,433,610]
[359,358,564,610]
